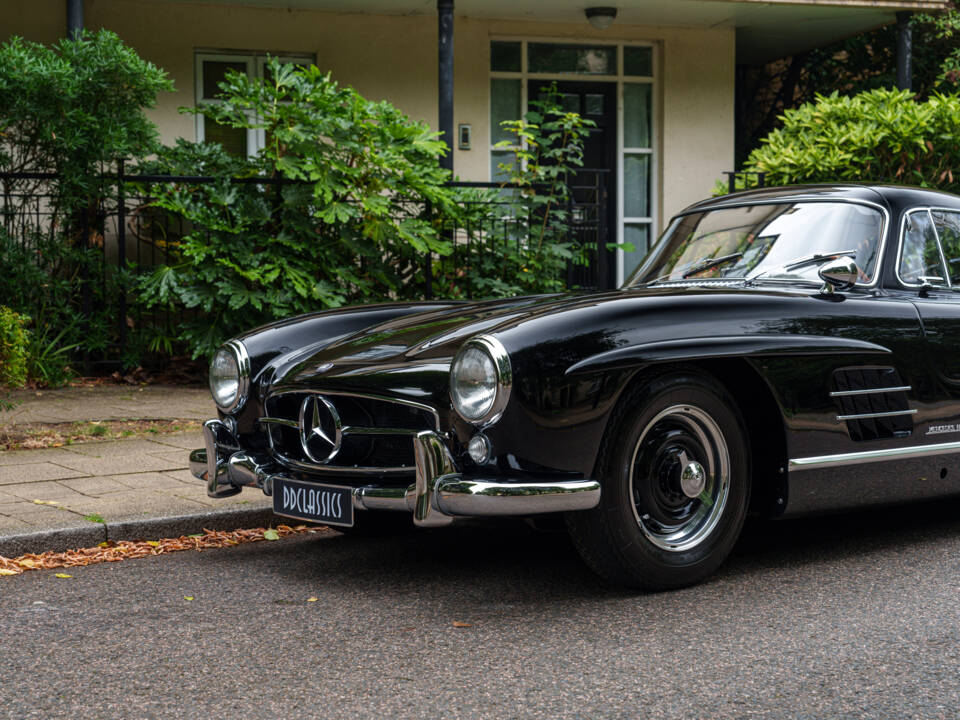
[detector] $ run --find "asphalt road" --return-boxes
[3,501,960,720]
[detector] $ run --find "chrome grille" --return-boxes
[260,390,439,475]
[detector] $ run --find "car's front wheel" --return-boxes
[566,370,749,590]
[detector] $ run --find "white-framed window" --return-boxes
[195,51,314,157]
[489,38,657,285]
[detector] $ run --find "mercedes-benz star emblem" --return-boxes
[299,395,342,464]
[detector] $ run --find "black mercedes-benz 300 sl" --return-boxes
[190,184,960,589]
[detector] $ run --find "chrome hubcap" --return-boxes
[679,452,707,498]
[629,405,730,552]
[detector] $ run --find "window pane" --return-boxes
[491,150,517,183]
[623,224,651,279]
[528,43,615,75]
[900,211,947,285]
[624,84,651,148]
[585,93,604,116]
[932,209,960,285]
[202,60,247,100]
[490,79,522,144]
[624,155,651,218]
[624,47,653,76]
[491,41,521,72]
[203,116,248,157]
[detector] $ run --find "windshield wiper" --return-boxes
[782,249,856,272]
[680,252,744,279]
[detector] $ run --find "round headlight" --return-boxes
[209,341,250,412]
[450,336,511,425]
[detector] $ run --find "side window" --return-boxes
[931,210,960,286]
[899,210,947,286]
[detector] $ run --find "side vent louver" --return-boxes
[830,367,915,442]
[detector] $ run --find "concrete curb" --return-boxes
[0,507,278,557]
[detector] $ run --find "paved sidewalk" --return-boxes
[0,385,272,556]
[0,384,214,424]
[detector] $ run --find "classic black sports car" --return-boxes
[190,184,960,589]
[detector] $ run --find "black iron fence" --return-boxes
[723,171,792,194]
[0,168,607,369]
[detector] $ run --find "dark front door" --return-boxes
[529,80,617,290]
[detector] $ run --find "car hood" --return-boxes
[270,292,587,389]
[268,283,813,395]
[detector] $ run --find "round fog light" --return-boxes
[467,434,492,465]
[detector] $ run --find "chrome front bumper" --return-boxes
[190,419,601,527]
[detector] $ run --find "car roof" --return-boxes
[681,183,960,216]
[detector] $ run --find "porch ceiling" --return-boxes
[143,0,951,64]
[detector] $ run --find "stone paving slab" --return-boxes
[0,385,214,426]
[0,427,273,556]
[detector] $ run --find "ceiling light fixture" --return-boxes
[585,7,617,31]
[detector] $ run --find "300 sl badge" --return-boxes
[926,424,960,435]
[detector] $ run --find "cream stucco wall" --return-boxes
[6,0,734,228]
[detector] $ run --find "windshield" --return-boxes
[625,201,885,287]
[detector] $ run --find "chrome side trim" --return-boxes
[836,409,917,421]
[790,440,960,471]
[829,385,912,397]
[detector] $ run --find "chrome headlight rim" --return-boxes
[450,335,512,427]
[210,339,251,414]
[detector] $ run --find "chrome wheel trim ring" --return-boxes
[628,404,731,553]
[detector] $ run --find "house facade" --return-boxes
[5,0,948,284]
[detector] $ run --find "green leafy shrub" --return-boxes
[0,306,29,409]
[137,60,461,358]
[733,89,960,193]
[0,30,173,368]
[469,85,598,296]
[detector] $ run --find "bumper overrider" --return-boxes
[189,419,601,527]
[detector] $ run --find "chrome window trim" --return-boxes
[450,334,513,427]
[665,198,890,290]
[213,339,251,414]
[790,440,960,471]
[260,388,440,475]
[895,206,960,290]
[829,385,912,397]
[836,409,917,421]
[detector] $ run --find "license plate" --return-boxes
[272,478,354,527]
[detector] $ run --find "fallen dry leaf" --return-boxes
[307,597,318,602]
[146,541,160,547]
[0,525,327,576]
[32,500,60,506]
[263,529,280,541]
[184,596,194,601]
[54,573,72,579]
[452,621,472,628]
